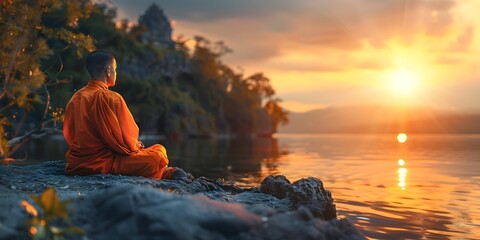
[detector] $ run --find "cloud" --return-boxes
[112,0,459,53]
[172,17,284,64]
[268,62,346,73]
[449,26,475,51]
[107,0,479,110]
[356,60,393,70]
[111,0,302,22]
[281,100,327,113]
[426,78,480,111]
[279,85,387,107]
[308,0,458,47]
[435,56,463,65]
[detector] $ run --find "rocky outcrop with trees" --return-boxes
[0,1,288,160]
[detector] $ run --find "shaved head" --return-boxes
[86,50,114,80]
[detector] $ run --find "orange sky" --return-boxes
[111,0,480,112]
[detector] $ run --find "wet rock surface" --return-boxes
[0,161,365,240]
[259,175,337,219]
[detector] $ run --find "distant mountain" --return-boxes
[279,105,480,134]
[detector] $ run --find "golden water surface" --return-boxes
[20,134,480,239]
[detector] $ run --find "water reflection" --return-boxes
[144,136,287,187]
[10,135,70,164]
[397,166,407,190]
[266,134,480,239]
[11,134,480,239]
[396,134,408,191]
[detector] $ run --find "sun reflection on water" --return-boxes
[106,134,480,239]
[397,163,408,190]
[177,134,480,240]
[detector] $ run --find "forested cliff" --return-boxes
[1,1,288,157]
[58,3,288,138]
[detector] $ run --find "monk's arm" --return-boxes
[113,95,142,154]
[92,91,140,155]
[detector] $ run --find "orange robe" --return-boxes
[63,80,168,179]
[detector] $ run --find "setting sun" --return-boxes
[389,69,417,96]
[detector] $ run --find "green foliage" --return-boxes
[0,0,94,158]
[22,187,84,240]
[1,1,289,159]
[115,76,216,136]
[188,41,286,135]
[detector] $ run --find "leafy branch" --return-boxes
[21,187,84,240]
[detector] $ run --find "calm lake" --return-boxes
[14,134,480,239]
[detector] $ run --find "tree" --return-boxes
[264,98,289,134]
[0,0,95,160]
[244,73,275,100]
[188,36,289,136]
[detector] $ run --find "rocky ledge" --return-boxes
[0,161,365,240]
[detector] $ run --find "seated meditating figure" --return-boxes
[63,50,175,179]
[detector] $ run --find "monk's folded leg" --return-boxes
[111,144,169,179]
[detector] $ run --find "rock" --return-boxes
[260,175,292,199]
[73,186,261,239]
[291,177,337,220]
[260,175,337,220]
[170,167,194,181]
[0,161,365,239]
[0,221,18,240]
[238,209,364,240]
[138,4,174,48]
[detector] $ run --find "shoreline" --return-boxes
[0,161,365,239]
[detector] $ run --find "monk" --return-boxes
[63,50,174,179]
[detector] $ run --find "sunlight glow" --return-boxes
[398,159,405,166]
[389,69,417,96]
[21,200,38,216]
[397,133,408,143]
[29,226,38,236]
